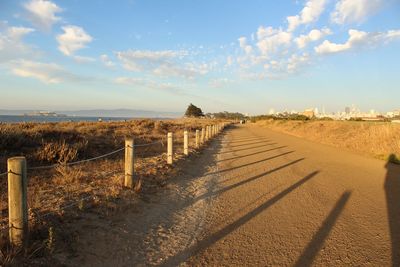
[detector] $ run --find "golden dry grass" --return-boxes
[0,118,223,265]
[255,120,400,163]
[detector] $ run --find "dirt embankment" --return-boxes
[255,120,400,163]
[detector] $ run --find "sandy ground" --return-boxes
[60,124,400,266]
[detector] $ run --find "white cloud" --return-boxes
[315,29,400,55]
[114,76,186,95]
[100,54,115,67]
[226,56,234,67]
[256,26,277,40]
[10,59,84,83]
[0,23,36,62]
[257,29,292,57]
[238,36,253,55]
[295,28,332,48]
[23,0,62,31]
[56,25,93,56]
[331,0,384,24]
[72,55,95,63]
[287,53,311,73]
[287,0,327,32]
[115,49,209,79]
[209,78,233,88]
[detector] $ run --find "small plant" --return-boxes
[54,165,83,184]
[388,154,400,164]
[46,227,55,253]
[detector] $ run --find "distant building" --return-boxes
[301,108,315,118]
[345,107,350,114]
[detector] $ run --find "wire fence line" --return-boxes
[0,123,229,246]
[0,139,167,174]
[134,140,165,147]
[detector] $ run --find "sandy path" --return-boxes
[63,124,399,266]
[165,124,399,266]
[59,140,222,266]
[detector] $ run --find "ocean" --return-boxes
[0,115,132,123]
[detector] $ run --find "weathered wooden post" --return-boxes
[8,157,28,247]
[184,130,189,155]
[205,126,209,141]
[167,132,173,164]
[195,129,200,148]
[201,128,205,144]
[124,138,134,188]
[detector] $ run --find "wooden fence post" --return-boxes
[8,157,28,247]
[201,128,205,144]
[195,129,200,148]
[184,130,189,155]
[205,126,209,141]
[124,138,134,188]
[167,132,173,164]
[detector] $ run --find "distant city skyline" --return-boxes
[0,0,400,114]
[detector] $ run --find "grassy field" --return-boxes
[0,118,222,264]
[255,120,400,164]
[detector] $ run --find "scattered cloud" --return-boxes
[100,54,115,67]
[209,78,233,88]
[295,28,332,49]
[287,0,327,32]
[10,59,86,83]
[256,29,292,57]
[115,49,210,79]
[23,0,62,31]
[238,37,253,55]
[287,53,311,73]
[315,29,400,55]
[331,0,384,24]
[114,76,186,95]
[72,55,96,63]
[56,25,93,56]
[0,22,36,62]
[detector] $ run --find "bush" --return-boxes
[184,103,204,118]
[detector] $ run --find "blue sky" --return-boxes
[0,0,399,115]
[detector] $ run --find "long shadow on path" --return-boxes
[209,151,295,175]
[217,146,287,163]
[219,143,278,154]
[384,154,400,267]
[160,171,320,267]
[294,191,352,267]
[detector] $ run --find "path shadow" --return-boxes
[219,142,278,154]
[217,146,287,163]
[221,137,271,144]
[209,151,295,175]
[384,154,400,267]
[229,140,275,148]
[189,158,305,207]
[160,171,319,267]
[294,191,352,267]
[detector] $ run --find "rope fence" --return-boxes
[0,122,230,247]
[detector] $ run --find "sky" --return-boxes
[0,0,399,115]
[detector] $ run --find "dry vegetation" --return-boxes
[255,119,400,163]
[0,118,223,265]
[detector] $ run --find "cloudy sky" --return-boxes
[0,0,399,114]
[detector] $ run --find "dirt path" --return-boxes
[62,124,399,266]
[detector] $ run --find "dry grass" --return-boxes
[256,120,400,163]
[0,118,223,264]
